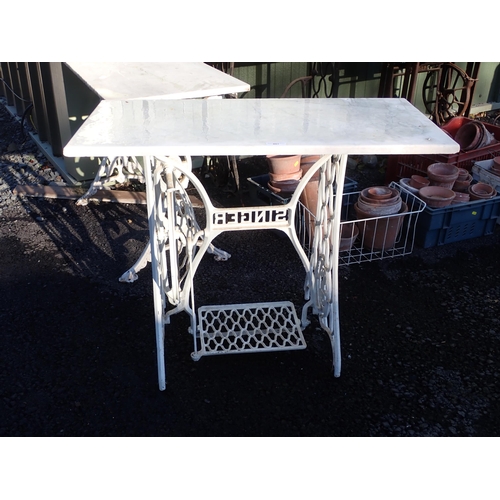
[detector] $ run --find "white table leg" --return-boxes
[301,154,347,377]
[329,154,348,376]
[143,155,167,390]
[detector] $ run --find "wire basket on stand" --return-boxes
[296,182,426,265]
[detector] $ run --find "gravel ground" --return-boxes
[1,99,499,439]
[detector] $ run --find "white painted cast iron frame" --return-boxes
[142,153,346,390]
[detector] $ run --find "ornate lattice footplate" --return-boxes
[192,302,307,360]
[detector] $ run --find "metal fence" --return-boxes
[1,62,70,156]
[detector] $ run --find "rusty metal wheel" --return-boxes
[422,63,475,126]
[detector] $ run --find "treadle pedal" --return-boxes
[192,301,307,360]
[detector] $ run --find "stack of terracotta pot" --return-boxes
[266,155,302,196]
[490,157,500,176]
[422,162,461,206]
[355,186,402,215]
[427,163,459,188]
[354,186,408,251]
[468,182,498,201]
[451,168,472,203]
[454,120,496,151]
[418,163,473,204]
[423,162,499,205]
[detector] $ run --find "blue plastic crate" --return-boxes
[247,174,358,206]
[415,194,500,248]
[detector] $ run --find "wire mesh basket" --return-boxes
[296,182,426,265]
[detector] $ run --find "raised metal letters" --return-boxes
[212,207,290,228]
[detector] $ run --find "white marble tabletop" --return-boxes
[64,98,459,158]
[65,62,250,100]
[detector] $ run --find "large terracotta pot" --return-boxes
[418,186,455,208]
[427,163,459,189]
[300,155,323,181]
[301,162,320,181]
[354,201,408,251]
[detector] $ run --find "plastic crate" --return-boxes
[247,174,358,206]
[385,117,500,184]
[414,194,500,248]
[472,159,500,191]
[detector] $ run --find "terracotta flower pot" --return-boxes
[269,170,302,183]
[451,191,470,204]
[453,174,473,192]
[409,175,430,190]
[427,163,459,189]
[454,121,483,151]
[354,201,408,251]
[268,178,301,195]
[357,186,402,216]
[357,198,402,216]
[359,186,400,203]
[301,155,321,165]
[266,155,301,176]
[468,182,497,200]
[453,121,496,151]
[359,191,399,202]
[456,168,469,181]
[300,162,320,181]
[364,186,394,200]
[418,186,456,208]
